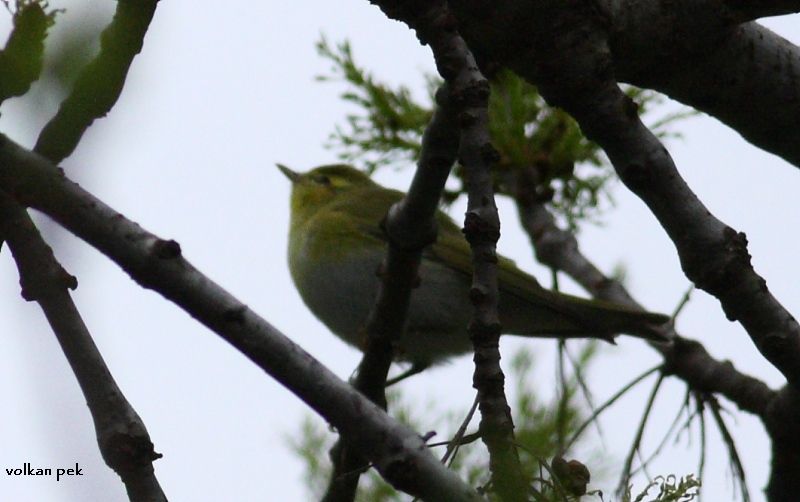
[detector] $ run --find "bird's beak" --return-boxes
[276,163,301,183]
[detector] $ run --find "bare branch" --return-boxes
[324,83,460,502]
[0,192,165,502]
[568,84,800,382]
[608,5,800,167]
[366,1,527,498]
[761,386,800,500]
[0,135,482,502]
[354,84,460,404]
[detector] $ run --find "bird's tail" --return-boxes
[500,287,671,342]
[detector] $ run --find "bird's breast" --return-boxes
[289,244,383,347]
[288,226,475,362]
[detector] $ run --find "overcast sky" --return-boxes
[0,2,798,501]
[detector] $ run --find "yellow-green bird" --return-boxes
[279,164,668,367]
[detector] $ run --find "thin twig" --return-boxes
[674,390,697,447]
[671,284,695,320]
[629,387,693,478]
[616,371,665,496]
[427,431,481,450]
[563,343,606,450]
[556,340,569,453]
[511,443,567,502]
[566,364,662,450]
[411,395,481,502]
[707,395,751,502]
[697,393,707,502]
[442,393,481,466]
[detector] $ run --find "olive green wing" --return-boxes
[428,215,669,341]
[337,188,669,342]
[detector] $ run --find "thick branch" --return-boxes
[608,3,800,167]
[0,135,480,502]
[0,193,165,501]
[34,0,159,163]
[572,83,800,387]
[763,386,800,500]
[447,0,800,168]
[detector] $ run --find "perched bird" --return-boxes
[278,164,669,368]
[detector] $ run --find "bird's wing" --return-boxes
[344,192,581,322]
[426,218,589,323]
[336,188,668,340]
[428,213,669,340]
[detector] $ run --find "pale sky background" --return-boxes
[0,1,797,501]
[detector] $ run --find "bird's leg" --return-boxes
[385,362,430,386]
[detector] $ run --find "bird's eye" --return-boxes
[312,175,331,186]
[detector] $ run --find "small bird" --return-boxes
[278,164,669,368]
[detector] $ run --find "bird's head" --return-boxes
[277,164,376,223]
